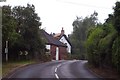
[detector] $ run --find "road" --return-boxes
[4,60,103,80]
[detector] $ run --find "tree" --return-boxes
[114,1,120,34]
[112,1,120,72]
[85,1,120,73]
[2,4,45,61]
[2,6,20,61]
[12,4,45,59]
[69,12,98,59]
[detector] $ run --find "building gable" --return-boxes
[40,29,67,60]
[59,35,71,53]
[53,28,72,54]
[40,29,67,47]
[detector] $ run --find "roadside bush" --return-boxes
[112,35,120,73]
[98,31,116,67]
[39,53,52,62]
[86,27,105,67]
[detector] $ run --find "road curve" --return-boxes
[4,60,102,79]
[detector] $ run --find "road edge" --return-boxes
[3,64,33,78]
[2,61,44,78]
[84,62,103,78]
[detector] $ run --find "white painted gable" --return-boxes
[59,36,71,53]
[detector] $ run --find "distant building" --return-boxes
[53,28,72,54]
[40,29,67,60]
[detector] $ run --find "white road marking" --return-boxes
[57,64,61,68]
[54,64,62,79]
[55,73,59,79]
[55,68,57,73]
[54,61,77,79]
[81,60,88,64]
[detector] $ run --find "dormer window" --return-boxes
[65,43,67,46]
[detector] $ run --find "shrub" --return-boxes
[112,35,120,73]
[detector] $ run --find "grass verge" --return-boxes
[87,63,120,79]
[2,60,36,77]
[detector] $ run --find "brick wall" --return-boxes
[50,45,67,60]
[50,45,56,60]
[59,46,67,60]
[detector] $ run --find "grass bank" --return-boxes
[87,63,120,79]
[2,60,37,77]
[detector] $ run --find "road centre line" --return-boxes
[54,61,76,79]
[54,63,62,79]
[54,61,74,79]
[55,68,57,73]
[57,64,61,68]
[55,73,59,79]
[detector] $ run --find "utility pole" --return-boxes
[5,40,8,62]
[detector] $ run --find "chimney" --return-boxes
[61,27,64,35]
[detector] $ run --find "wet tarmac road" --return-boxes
[4,60,103,80]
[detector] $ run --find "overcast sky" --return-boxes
[0,0,120,35]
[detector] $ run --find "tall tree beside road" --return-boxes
[2,4,45,61]
[114,2,120,34]
[12,4,45,57]
[2,6,20,61]
[112,1,120,72]
[69,12,98,59]
[86,1,120,73]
